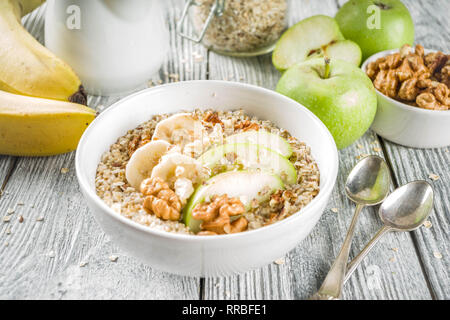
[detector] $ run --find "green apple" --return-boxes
[225,130,293,158]
[183,171,284,233]
[272,15,362,71]
[276,58,377,149]
[198,143,297,184]
[336,0,414,61]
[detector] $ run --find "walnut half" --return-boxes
[192,195,248,235]
[141,177,181,221]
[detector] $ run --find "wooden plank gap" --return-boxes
[0,157,18,198]
[199,277,205,300]
[206,49,211,80]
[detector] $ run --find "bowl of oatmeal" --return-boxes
[76,81,338,276]
[362,45,450,148]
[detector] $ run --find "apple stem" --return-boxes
[324,56,331,79]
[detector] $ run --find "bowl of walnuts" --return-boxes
[362,44,450,148]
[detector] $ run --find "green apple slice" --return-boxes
[307,40,362,66]
[198,143,297,184]
[183,171,284,233]
[225,130,293,158]
[272,15,346,71]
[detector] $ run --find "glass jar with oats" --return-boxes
[177,0,289,57]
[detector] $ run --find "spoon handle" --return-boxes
[310,203,365,300]
[343,225,392,283]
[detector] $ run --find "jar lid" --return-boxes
[177,0,225,43]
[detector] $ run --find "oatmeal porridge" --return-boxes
[95,109,320,235]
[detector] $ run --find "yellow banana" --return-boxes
[16,0,46,17]
[0,0,86,104]
[0,89,96,156]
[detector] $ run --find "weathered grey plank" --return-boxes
[204,0,432,300]
[0,0,202,299]
[382,144,449,299]
[377,0,450,300]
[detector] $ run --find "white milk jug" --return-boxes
[45,0,169,95]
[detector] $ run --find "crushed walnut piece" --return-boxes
[141,177,182,221]
[202,111,224,128]
[127,132,152,157]
[367,44,450,110]
[192,195,248,234]
[234,120,260,131]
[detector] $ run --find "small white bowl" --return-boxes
[75,81,338,277]
[362,48,450,149]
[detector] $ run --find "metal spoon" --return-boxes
[310,155,391,300]
[344,180,434,283]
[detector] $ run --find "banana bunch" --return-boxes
[0,0,96,156]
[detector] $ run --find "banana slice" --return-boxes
[125,140,171,189]
[151,152,209,186]
[152,113,206,151]
[151,152,210,204]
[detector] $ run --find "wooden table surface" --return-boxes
[0,0,448,300]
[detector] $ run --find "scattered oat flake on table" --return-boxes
[6,228,11,235]
[357,144,363,149]
[423,220,432,228]
[3,216,11,222]
[17,202,24,206]
[5,242,9,247]
[433,251,442,259]
[6,208,14,214]
[36,216,44,222]
[391,247,398,252]
[79,261,88,267]
[428,174,440,181]
[60,167,69,174]
[109,255,119,262]
[331,207,339,213]
[47,251,55,258]
[373,147,381,152]
[389,257,395,262]
[274,258,285,265]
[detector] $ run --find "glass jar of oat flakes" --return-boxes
[177,0,289,57]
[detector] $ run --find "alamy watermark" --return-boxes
[66,5,81,30]
[367,4,381,29]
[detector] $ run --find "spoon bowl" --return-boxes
[345,155,391,205]
[379,180,434,231]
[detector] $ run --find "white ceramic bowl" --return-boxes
[362,49,450,149]
[75,81,338,277]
